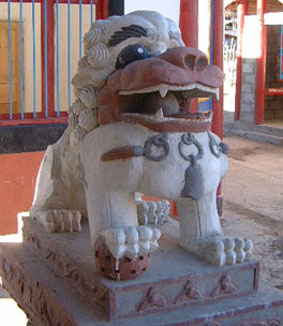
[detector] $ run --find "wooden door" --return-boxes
[0,21,21,115]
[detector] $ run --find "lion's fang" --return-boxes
[159,86,168,98]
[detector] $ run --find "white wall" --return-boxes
[198,0,211,57]
[125,0,211,57]
[242,15,260,59]
[125,0,180,25]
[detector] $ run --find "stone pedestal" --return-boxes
[0,217,283,325]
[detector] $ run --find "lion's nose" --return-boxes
[159,47,208,71]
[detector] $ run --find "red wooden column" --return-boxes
[234,0,247,121]
[179,0,199,113]
[96,0,108,19]
[211,0,224,139]
[210,0,224,215]
[254,0,267,124]
[41,0,55,117]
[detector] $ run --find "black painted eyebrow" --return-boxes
[108,24,148,47]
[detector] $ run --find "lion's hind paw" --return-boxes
[196,237,253,266]
[31,209,82,233]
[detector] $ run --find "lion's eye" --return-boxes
[116,44,151,69]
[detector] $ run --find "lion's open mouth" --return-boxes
[118,83,218,115]
[98,46,223,131]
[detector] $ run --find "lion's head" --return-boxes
[69,11,223,140]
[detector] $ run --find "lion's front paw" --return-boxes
[101,225,161,259]
[95,226,161,280]
[196,236,253,266]
[31,209,81,233]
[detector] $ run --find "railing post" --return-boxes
[41,0,55,117]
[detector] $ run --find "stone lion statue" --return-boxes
[30,11,252,280]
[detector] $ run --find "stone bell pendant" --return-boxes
[181,155,204,201]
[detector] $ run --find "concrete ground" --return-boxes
[222,135,283,290]
[1,135,283,325]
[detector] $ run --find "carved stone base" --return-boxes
[0,217,283,325]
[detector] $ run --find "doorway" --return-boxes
[0,21,22,115]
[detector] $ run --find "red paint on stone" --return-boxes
[95,239,150,281]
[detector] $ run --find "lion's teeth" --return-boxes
[159,85,168,98]
[208,111,213,121]
[155,108,164,119]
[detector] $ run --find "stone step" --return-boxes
[224,119,283,145]
[232,120,283,137]
[20,217,259,321]
[245,131,283,145]
[224,125,283,146]
[0,244,101,325]
[257,124,283,137]
[1,244,283,326]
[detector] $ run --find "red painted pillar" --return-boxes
[179,0,199,113]
[96,0,108,19]
[41,0,55,117]
[179,0,198,48]
[234,0,247,121]
[210,0,224,215]
[211,0,224,139]
[254,0,267,124]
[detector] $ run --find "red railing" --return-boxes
[0,0,108,126]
